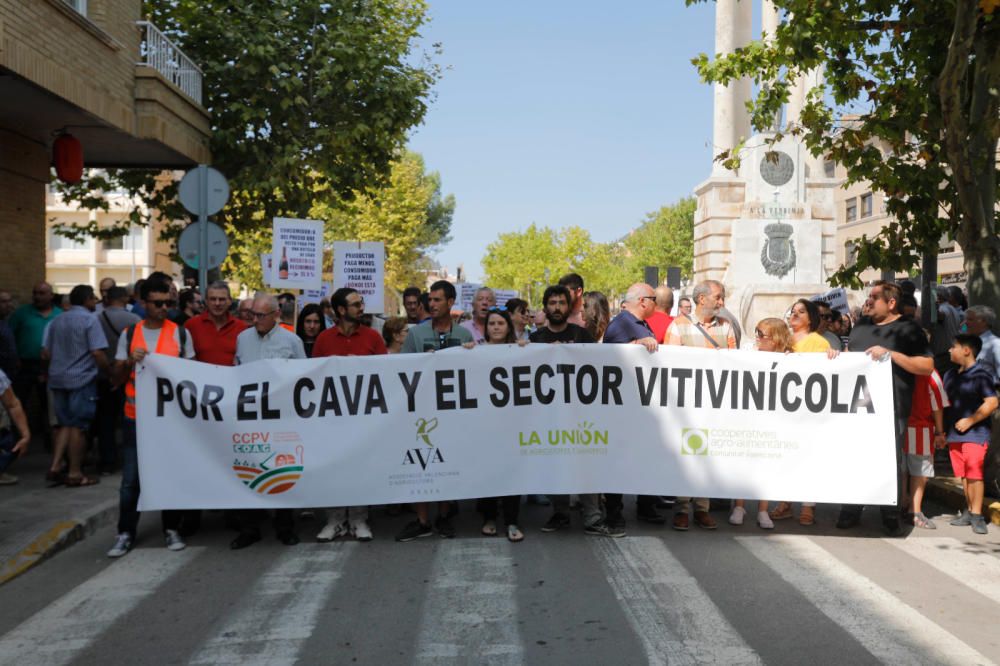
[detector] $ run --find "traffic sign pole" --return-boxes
[198,165,208,297]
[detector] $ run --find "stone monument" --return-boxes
[692,0,840,344]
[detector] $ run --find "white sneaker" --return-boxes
[729,506,746,525]
[351,519,373,542]
[757,511,775,529]
[165,529,186,551]
[0,473,18,485]
[316,521,348,542]
[107,533,132,558]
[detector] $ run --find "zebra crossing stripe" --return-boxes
[188,544,353,665]
[736,536,995,666]
[592,537,762,666]
[0,547,202,666]
[886,536,1000,605]
[413,540,524,664]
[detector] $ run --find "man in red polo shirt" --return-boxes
[184,281,247,366]
[181,280,246,536]
[313,287,386,542]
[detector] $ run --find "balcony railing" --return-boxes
[136,20,203,105]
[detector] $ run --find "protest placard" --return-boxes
[333,242,384,313]
[271,217,324,290]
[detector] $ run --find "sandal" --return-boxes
[65,475,100,487]
[769,502,793,521]
[45,470,66,486]
[799,506,815,526]
[507,524,524,542]
[481,519,497,536]
[913,512,937,529]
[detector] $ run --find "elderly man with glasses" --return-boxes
[228,292,306,550]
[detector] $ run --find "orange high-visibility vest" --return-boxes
[124,320,181,420]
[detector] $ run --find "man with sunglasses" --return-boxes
[397,280,473,541]
[313,288,386,543]
[108,277,196,558]
[815,301,843,350]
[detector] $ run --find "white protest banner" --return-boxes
[136,346,896,510]
[811,287,850,315]
[333,242,384,313]
[300,283,332,306]
[271,217,324,290]
[259,253,273,287]
[458,282,481,312]
[495,289,519,308]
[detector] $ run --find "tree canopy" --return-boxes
[689,0,1000,310]
[54,0,440,288]
[481,198,695,305]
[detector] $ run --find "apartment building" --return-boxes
[0,0,210,297]
[833,167,966,289]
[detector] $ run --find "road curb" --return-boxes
[926,477,1000,525]
[0,497,118,586]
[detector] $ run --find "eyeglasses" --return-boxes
[821,313,837,321]
[639,296,656,303]
[249,309,277,319]
[147,299,176,308]
[346,299,365,308]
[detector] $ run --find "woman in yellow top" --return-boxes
[769,299,830,526]
[789,299,831,353]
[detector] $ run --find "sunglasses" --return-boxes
[754,329,771,339]
[488,306,507,313]
[147,299,176,308]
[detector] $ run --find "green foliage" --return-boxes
[688,0,1000,310]
[481,198,695,306]
[53,0,440,287]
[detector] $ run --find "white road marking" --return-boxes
[737,536,995,666]
[886,536,1000,605]
[0,547,202,666]
[413,540,523,664]
[189,544,353,665]
[592,537,761,666]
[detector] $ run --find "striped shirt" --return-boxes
[906,371,949,456]
[666,315,736,349]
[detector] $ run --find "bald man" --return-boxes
[646,286,675,344]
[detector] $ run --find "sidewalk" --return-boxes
[926,476,1000,524]
[0,450,119,585]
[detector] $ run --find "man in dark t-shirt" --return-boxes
[839,281,933,534]
[528,286,594,345]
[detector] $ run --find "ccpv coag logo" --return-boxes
[233,440,304,494]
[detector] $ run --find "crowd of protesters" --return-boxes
[0,270,995,559]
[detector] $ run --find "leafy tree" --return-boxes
[689,0,1000,311]
[481,198,695,305]
[618,198,696,285]
[53,0,440,285]
[313,151,454,292]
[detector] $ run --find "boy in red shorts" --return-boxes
[906,370,949,529]
[943,334,998,535]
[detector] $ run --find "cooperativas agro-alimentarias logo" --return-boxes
[681,428,710,456]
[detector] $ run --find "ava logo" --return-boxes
[233,442,304,494]
[415,417,438,447]
[403,417,445,470]
[681,428,710,456]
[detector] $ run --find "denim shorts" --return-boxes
[51,382,97,429]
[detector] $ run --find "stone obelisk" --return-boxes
[692,0,840,344]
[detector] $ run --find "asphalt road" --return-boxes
[0,500,998,665]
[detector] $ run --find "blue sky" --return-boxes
[408,1,721,282]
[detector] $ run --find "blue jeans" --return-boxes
[118,419,180,537]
